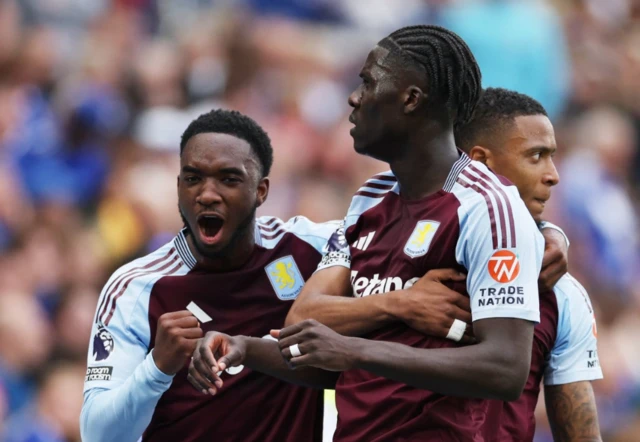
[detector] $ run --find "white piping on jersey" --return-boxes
[174,229,197,269]
[255,216,340,252]
[96,246,184,326]
[443,152,472,192]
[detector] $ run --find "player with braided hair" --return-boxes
[190,25,545,441]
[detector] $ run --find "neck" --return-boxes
[390,121,460,200]
[186,221,256,272]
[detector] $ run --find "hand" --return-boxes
[188,331,247,395]
[272,319,358,372]
[392,269,474,343]
[153,310,203,375]
[540,228,568,291]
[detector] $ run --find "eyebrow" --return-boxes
[182,165,247,175]
[182,166,201,174]
[525,146,557,154]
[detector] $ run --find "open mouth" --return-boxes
[197,214,224,245]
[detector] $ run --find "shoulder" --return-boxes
[554,274,595,324]
[552,273,597,346]
[95,240,186,327]
[451,160,522,211]
[256,215,341,252]
[345,171,398,229]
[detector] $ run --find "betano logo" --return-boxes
[488,250,520,283]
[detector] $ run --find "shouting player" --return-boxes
[190,25,545,441]
[80,109,341,442]
[455,87,602,441]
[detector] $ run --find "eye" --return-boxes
[531,152,541,162]
[223,177,242,184]
[184,175,200,184]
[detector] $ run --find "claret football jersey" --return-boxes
[318,152,545,442]
[83,216,338,442]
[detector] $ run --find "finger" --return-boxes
[452,294,471,312]
[199,334,221,371]
[165,315,201,329]
[452,307,472,325]
[187,372,209,394]
[270,329,281,339]
[277,333,304,352]
[191,360,221,394]
[159,310,196,320]
[277,322,306,340]
[193,353,223,388]
[288,353,319,370]
[459,334,477,345]
[541,247,561,268]
[218,348,244,372]
[424,268,467,282]
[177,327,204,339]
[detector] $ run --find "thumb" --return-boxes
[218,349,243,372]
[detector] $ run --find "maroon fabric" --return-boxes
[483,289,558,441]
[333,190,489,442]
[143,233,324,442]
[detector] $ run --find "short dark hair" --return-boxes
[379,25,482,128]
[455,87,548,152]
[180,109,273,177]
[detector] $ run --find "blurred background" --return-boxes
[0,0,638,441]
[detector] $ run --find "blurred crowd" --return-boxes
[0,0,638,441]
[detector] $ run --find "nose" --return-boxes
[543,160,560,187]
[348,86,361,108]
[196,179,222,207]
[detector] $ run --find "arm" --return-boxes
[287,226,471,340]
[188,331,338,394]
[82,310,202,442]
[539,223,569,291]
[545,381,602,442]
[543,275,603,441]
[81,352,174,442]
[278,317,532,401]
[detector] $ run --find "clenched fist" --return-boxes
[153,310,204,375]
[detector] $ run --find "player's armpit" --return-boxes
[545,381,602,442]
[285,266,393,335]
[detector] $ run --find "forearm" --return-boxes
[351,336,530,401]
[244,337,338,389]
[80,351,173,442]
[545,382,602,442]
[286,292,397,336]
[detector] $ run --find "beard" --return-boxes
[178,203,257,260]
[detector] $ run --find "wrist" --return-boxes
[348,336,371,370]
[151,349,175,376]
[382,290,408,322]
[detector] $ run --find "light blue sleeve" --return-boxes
[544,274,603,385]
[455,184,544,323]
[80,268,174,442]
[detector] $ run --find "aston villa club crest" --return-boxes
[92,325,115,361]
[404,220,440,258]
[265,256,305,300]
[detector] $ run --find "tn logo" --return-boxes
[488,250,521,283]
[271,262,295,289]
[411,223,435,247]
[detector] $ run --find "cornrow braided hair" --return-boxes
[380,25,482,128]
